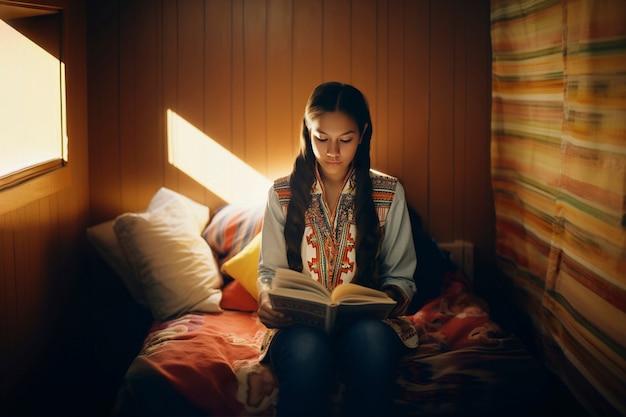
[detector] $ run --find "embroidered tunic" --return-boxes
[258,168,419,353]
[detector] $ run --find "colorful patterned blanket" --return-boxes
[113,270,543,416]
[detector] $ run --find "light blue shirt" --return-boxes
[257,170,417,305]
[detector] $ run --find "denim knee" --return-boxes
[269,326,333,417]
[270,326,332,374]
[343,319,402,374]
[341,319,404,417]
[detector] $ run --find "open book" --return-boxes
[268,268,396,333]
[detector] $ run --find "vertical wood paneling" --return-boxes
[0,213,10,393]
[402,0,430,221]
[88,1,122,222]
[22,203,40,361]
[86,0,493,266]
[386,1,405,178]
[2,213,17,391]
[464,0,494,266]
[351,0,377,143]
[429,0,455,241]
[322,0,351,82]
[162,0,179,192]
[119,0,139,210]
[205,0,233,146]
[373,0,389,174]
[177,0,207,203]
[135,0,162,205]
[452,1,467,239]
[12,209,25,374]
[243,1,267,176]
[205,0,235,208]
[350,0,377,86]
[266,0,293,180]
[2,0,90,397]
[231,0,245,160]
[292,0,322,150]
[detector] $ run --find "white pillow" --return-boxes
[147,187,210,233]
[86,220,146,307]
[113,188,223,320]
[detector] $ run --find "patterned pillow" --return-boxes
[221,232,262,301]
[203,204,264,312]
[203,204,264,267]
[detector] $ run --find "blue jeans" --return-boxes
[268,319,405,417]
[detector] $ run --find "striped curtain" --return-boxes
[490,0,625,415]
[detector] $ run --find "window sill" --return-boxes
[0,165,71,215]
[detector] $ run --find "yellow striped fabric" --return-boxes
[490,0,626,415]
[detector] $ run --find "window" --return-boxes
[0,2,66,191]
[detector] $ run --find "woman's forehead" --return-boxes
[308,111,358,134]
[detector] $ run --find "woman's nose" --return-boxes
[326,141,339,157]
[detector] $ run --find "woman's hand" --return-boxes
[384,286,406,318]
[257,291,293,329]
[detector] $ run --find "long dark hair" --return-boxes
[284,81,381,288]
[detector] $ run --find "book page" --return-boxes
[269,287,330,305]
[273,268,331,300]
[330,283,395,305]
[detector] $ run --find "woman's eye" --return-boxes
[315,136,328,142]
[340,138,353,144]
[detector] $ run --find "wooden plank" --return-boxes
[204,0,234,208]
[231,0,245,162]
[119,0,139,211]
[453,0,467,239]
[266,0,293,181]
[464,0,494,267]
[386,0,404,180]
[428,0,455,241]
[162,0,179,192]
[135,0,162,207]
[23,202,39,361]
[292,0,323,153]
[205,0,233,149]
[86,0,121,222]
[0,212,15,394]
[350,0,379,206]
[402,0,430,219]
[322,0,351,83]
[350,0,377,125]
[243,0,267,176]
[176,0,206,203]
[10,209,26,374]
[373,0,388,173]
[65,0,90,226]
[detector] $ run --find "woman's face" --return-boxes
[308,111,364,183]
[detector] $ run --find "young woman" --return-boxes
[257,82,418,417]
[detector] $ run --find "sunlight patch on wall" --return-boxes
[167,109,272,205]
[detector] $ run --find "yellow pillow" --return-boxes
[221,233,261,300]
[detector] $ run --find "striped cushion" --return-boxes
[203,204,264,267]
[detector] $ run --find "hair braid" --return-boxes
[353,124,381,288]
[284,120,316,272]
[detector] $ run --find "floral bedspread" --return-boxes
[113,270,543,416]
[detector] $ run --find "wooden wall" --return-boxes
[88,0,494,266]
[0,0,89,398]
[0,0,492,402]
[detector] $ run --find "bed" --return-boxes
[87,187,546,416]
